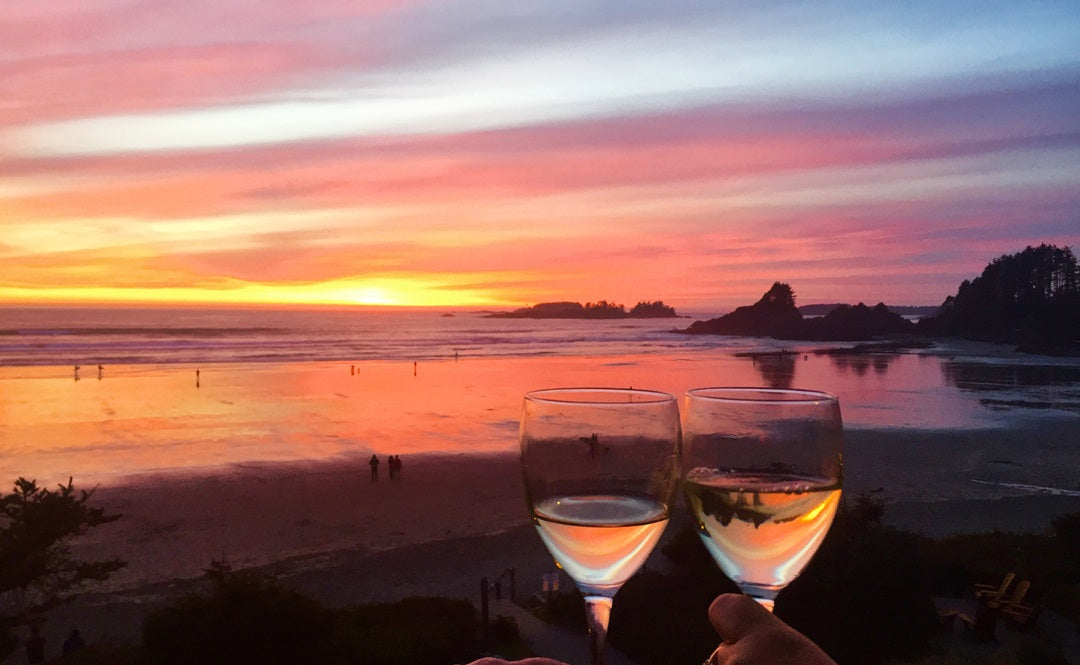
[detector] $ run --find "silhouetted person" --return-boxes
[388,455,402,479]
[62,629,85,654]
[25,626,44,664]
[369,454,380,481]
[413,361,417,376]
[351,364,355,375]
[97,364,103,380]
[73,365,80,381]
[196,369,200,388]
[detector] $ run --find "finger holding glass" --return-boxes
[521,388,681,665]
[681,388,843,612]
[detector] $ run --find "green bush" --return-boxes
[142,563,334,665]
[333,597,478,665]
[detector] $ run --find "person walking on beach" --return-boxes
[25,626,44,664]
[369,454,380,481]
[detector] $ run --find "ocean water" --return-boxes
[1,306,1079,485]
[0,306,748,366]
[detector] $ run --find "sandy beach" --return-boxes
[66,415,1080,592]
[12,418,1072,655]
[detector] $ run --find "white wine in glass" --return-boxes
[682,387,843,612]
[521,388,680,665]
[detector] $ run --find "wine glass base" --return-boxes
[737,583,779,613]
[752,597,775,612]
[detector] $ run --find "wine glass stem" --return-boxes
[584,595,613,665]
[754,597,775,613]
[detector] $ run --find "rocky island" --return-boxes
[487,300,678,319]
[682,282,916,341]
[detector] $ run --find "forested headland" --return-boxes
[683,244,1080,354]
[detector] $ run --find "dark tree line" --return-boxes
[489,299,677,319]
[628,300,678,317]
[920,244,1080,351]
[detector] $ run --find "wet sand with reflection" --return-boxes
[5,345,1079,485]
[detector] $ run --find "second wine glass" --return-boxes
[681,387,843,612]
[521,388,681,665]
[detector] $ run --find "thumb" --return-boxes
[708,593,779,642]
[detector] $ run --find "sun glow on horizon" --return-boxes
[0,275,526,309]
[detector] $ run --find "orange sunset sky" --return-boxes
[1,0,1078,311]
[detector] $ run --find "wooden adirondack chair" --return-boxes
[974,572,1015,603]
[1002,600,1043,631]
[988,579,1030,609]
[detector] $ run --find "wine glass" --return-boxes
[681,387,843,612]
[520,388,681,665]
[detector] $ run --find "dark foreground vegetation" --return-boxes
[5,477,1079,664]
[685,244,1080,354]
[533,498,1080,665]
[1,478,126,659]
[11,562,525,665]
[141,562,510,665]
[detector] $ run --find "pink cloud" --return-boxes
[0,43,325,126]
[0,0,419,127]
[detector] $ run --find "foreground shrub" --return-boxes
[1,478,125,658]
[142,562,484,665]
[142,562,333,665]
[333,596,478,665]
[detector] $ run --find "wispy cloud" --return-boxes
[1,0,1078,309]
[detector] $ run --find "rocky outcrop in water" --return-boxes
[682,283,915,341]
[488,300,678,319]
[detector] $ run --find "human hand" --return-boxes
[465,659,568,665]
[705,594,837,665]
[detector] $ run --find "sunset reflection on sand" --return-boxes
[1,349,1075,486]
